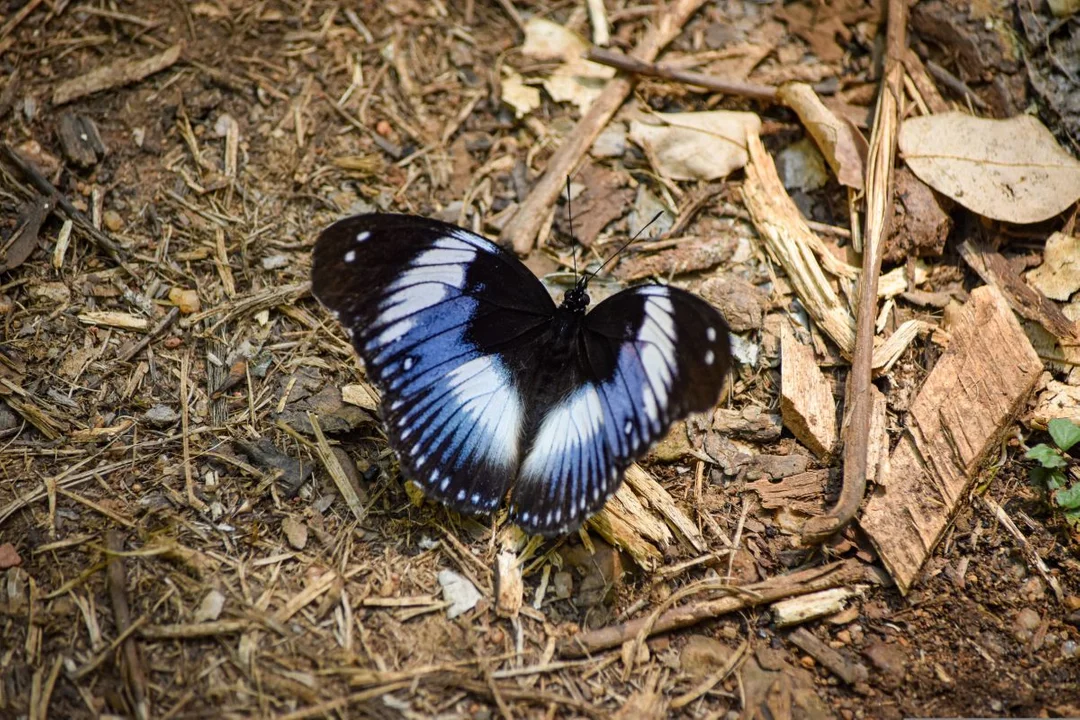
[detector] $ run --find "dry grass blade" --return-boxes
[308,411,366,522]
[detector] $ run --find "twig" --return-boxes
[180,353,208,512]
[0,143,135,276]
[0,0,44,42]
[586,48,777,101]
[53,42,183,105]
[560,558,876,656]
[978,495,1064,603]
[107,531,150,720]
[500,0,711,254]
[114,307,181,364]
[802,0,907,543]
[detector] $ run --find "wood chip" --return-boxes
[787,627,869,684]
[959,239,1080,343]
[78,311,149,331]
[53,43,184,105]
[771,586,862,627]
[860,285,1043,593]
[780,324,838,458]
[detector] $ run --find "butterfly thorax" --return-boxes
[559,283,590,313]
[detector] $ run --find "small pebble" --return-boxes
[103,210,123,232]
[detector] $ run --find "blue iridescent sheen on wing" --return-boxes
[311,213,732,536]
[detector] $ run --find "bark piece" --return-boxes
[860,285,1042,593]
[57,112,107,167]
[959,238,1080,342]
[53,43,183,105]
[781,325,838,458]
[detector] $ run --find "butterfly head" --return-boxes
[560,280,590,313]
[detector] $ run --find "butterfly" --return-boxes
[311,213,731,537]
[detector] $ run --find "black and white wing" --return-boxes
[312,214,556,515]
[509,284,731,536]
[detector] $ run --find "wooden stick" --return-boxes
[559,558,876,656]
[500,0,710,255]
[53,43,183,105]
[586,48,778,101]
[802,0,907,543]
[107,531,150,720]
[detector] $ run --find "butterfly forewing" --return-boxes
[312,214,557,514]
[509,285,731,536]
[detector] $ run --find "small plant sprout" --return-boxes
[1025,417,1080,530]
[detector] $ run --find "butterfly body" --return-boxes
[312,213,731,536]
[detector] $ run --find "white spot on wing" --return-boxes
[344,249,356,263]
[707,326,717,342]
[356,230,371,242]
[705,349,715,365]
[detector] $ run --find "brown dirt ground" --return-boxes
[1,1,1079,719]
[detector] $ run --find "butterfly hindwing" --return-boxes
[509,285,731,536]
[312,214,557,514]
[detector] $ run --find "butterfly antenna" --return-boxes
[566,176,578,281]
[586,210,664,283]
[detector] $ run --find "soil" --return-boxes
[1,1,1078,719]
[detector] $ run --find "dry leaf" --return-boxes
[501,69,540,119]
[778,82,866,189]
[1027,232,1080,301]
[629,111,761,181]
[899,112,1080,224]
[521,17,614,112]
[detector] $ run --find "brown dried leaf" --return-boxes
[778,82,866,190]
[629,111,761,181]
[899,112,1080,224]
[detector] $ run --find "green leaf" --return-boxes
[1048,471,1068,490]
[1052,483,1080,510]
[1048,418,1080,452]
[1063,507,1080,530]
[1026,444,1067,469]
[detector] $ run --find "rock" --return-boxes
[103,210,124,232]
[680,635,736,676]
[144,404,180,426]
[713,405,782,442]
[438,569,481,619]
[698,274,767,333]
[862,641,907,690]
[591,122,627,158]
[194,589,226,622]
[552,571,573,600]
[169,287,201,314]
[1012,608,1041,642]
[0,543,22,570]
[744,453,810,481]
[282,516,308,550]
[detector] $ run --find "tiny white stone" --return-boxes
[356,230,371,242]
[344,249,356,263]
[705,349,715,365]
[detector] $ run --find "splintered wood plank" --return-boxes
[860,286,1042,593]
[781,324,838,458]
